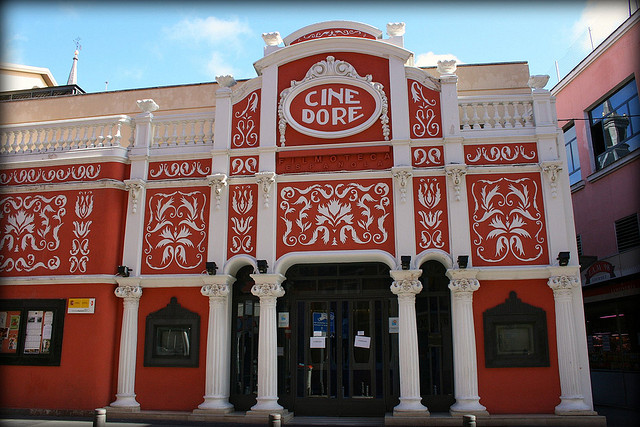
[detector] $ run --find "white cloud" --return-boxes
[415,51,462,68]
[164,16,252,46]
[571,0,630,51]
[206,51,235,78]
[1,33,28,64]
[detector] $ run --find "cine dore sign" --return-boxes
[279,56,389,144]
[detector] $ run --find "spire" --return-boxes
[66,49,78,86]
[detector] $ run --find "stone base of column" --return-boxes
[247,396,284,413]
[109,394,140,411]
[393,397,429,416]
[449,398,489,417]
[194,397,234,414]
[555,397,597,416]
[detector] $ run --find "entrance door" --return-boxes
[281,262,399,416]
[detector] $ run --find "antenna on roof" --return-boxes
[74,37,82,52]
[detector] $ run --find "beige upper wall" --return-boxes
[0,62,531,126]
[0,63,58,91]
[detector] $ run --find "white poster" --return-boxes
[310,336,326,348]
[389,317,399,333]
[354,335,371,349]
[278,312,289,328]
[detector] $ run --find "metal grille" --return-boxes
[615,214,640,252]
[576,234,583,256]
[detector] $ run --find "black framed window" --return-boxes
[483,291,549,368]
[0,299,66,366]
[144,297,199,367]
[588,78,640,170]
[563,123,581,185]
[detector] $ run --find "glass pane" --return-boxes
[353,301,370,364]
[155,326,190,357]
[609,80,638,109]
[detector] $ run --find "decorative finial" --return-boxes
[136,99,159,113]
[262,32,282,46]
[528,75,550,90]
[387,22,405,37]
[437,60,457,75]
[216,75,237,88]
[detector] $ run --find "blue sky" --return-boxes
[1,1,636,94]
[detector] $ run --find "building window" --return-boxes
[563,123,581,184]
[576,234,583,256]
[143,297,200,367]
[0,299,66,366]
[588,79,640,170]
[615,213,640,253]
[483,291,549,368]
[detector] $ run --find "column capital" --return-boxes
[250,273,286,298]
[448,277,480,294]
[548,275,580,301]
[114,281,142,299]
[201,283,230,298]
[390,269,423,296]
[446,268,479,281]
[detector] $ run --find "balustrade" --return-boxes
[151,113,214,147]
[0,115,132,154]
[459,96,534,130]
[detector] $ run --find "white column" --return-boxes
[392,167,416,259]
[447,270,488,416]
[110,281,142,410]
[195,275,235,413]
[548,274,595,415]
[390,269,429,416]
[247,273,286,415]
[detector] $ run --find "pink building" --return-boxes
[552,11,640,410]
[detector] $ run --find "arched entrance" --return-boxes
[278,262,399,416]
[417,260,455,411]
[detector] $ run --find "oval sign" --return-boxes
[284,79,382,139]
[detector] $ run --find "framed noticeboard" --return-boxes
[0,299,66,366]
[483,291,549,368]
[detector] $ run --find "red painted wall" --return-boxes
[0,284,119,410]
[474,279,560,414]
[133,287,208,410]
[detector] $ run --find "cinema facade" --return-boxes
[0,21,603,424]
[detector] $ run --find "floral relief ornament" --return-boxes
[256,171,276,208]
[207,173,228,210]
[410,81,440,137]
[445,165,467,201]
[229,186,255,255]
[416,178,445,249]
[232,91,260,148]
[69,192,94,273]
[0,194,66,272]
[144,191,207,271]
[471,177,545,264]
[280,182,390,248]
[393,169,412,203]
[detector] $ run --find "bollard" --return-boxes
[93,408,106,427]
[269,413,281,427]
[462,414,476,427]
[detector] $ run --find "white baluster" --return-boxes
[513,102,523,128]
[482,103,491,129]
[524,102,534,127]
[491,102,500,128]
[461,104,471,130]
[503,102,513,128]
[470,104,481,129]
[115,120,123,146]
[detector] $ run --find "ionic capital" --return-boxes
[448,278,480,294]
[114,285,143,300]
[548,275,580,300]
[201,283,230,298]
[389,269,423,296]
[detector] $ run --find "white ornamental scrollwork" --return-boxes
[416,178,445,249]
[410,81,440,137]
[230,157,258,175]
[471,177,545,264]
[115,285,143,299]
[124,179,146,214]
[393,168,412,203]
[232,91,260,148]
[466,145,537,164]
[144,191,207,271]
[280,182,390,248]
[540,161,563,198]
[230,186,255,254]
[413,147,443,167]
[149,161,211,179]
[69,191,94,273]
[0,194,66,272]
[256,171,276,208]
[0,165,101,185]
[207,173,228,210]
[445,165,467,201]
[278,55,389,145]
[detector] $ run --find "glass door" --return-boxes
[293,298,393,416]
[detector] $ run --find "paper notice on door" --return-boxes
[310,336,326,348]
[354,335,371,349]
